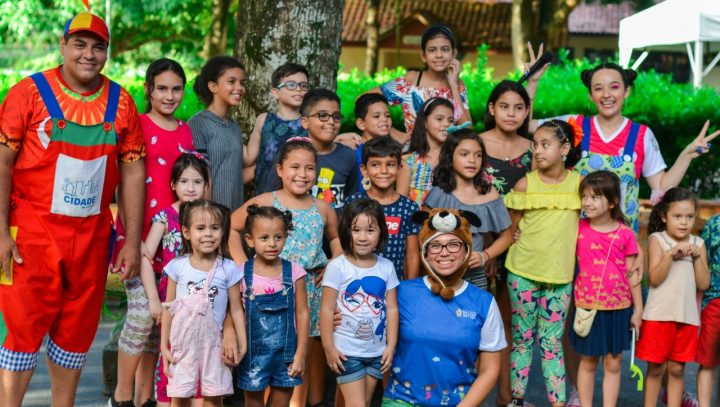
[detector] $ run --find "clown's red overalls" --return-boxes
[0,68,144,370]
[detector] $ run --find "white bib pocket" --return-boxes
[51,154,106,217]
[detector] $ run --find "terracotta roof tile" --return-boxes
[342,0,634,48]
[569,2,635,35]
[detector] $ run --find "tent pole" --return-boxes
[694,40,703,88]
[631,51,649,70]
[702,51,720,77]
[686,43,697,77]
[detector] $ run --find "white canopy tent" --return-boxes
[618,0,720,88]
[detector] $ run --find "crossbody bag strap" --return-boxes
[591,230,619,307]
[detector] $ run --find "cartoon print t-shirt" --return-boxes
[312,143,359,215]
[164,255,243,327]
[322,254,399,358]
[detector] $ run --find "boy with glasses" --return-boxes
[247,62,311,194]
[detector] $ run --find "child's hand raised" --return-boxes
[446,59,461,88]
[324,347,347,375]
[288,352,306,377]
[380,346,395,373]
[682,120,719,159]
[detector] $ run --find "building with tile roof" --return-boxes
[339,0,672,79]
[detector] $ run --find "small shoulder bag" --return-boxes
[574,231,618,337]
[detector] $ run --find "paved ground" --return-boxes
[23,320,716,406]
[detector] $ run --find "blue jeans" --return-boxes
[336,355,383,384]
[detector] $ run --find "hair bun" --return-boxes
[625,69,638,86]
[246,204,259,215]
[580,69,593,88]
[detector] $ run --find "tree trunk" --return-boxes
[511,0,579,71]
[204,0,232,58]
[364,0,380,76]
[235,0,344,134]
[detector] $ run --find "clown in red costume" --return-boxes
[0,11,145,406]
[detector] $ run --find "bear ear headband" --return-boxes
[413,209,482,231]
[412,208,482,230]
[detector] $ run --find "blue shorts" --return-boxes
[236,349,302,391]
[336,355,383,384]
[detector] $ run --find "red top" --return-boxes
[140,114,195,235]
[0,66,144,163]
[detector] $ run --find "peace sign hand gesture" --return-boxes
[525,42,550,85]
[684,120,719,159]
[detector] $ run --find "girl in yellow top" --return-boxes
[504,120,582,407]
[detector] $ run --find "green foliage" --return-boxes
[0,0,236,70]
[1,46,718,197]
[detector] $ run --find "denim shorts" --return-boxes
[236,349,302,391]
[336,355,383,384]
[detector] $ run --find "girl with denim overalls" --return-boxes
[237,204,309,407]
[230,137,341,407]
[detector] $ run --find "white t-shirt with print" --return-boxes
[322,255,400,357]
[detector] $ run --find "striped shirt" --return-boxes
[188,110,244,211]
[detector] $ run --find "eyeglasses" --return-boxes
[341,292,384,315]
[426,240,465,254]
[276,81,311,91]
[306,112,343,123]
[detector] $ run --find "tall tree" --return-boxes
[235,0,344,133]
[203,0,232,58]
[511,0,655,70]
[365,0,380,76]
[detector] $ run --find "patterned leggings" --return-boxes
[118,276,159,356]
[507,273,572,403]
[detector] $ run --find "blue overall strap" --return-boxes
[242,259,254,361]
[281,259,293,296]
[243,260,254,298]
[280,259,296,363]
[30,72,64,120]
[103,80,121,123]
[581,115,592,153]
[622,122,641,160]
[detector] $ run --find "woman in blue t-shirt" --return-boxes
[381,208,506,407]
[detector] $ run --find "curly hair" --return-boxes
[535,119,582,169]
[193,56,245,106]
[432,129,491,195]
[244,204,294,235]
[648,187,698,234]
